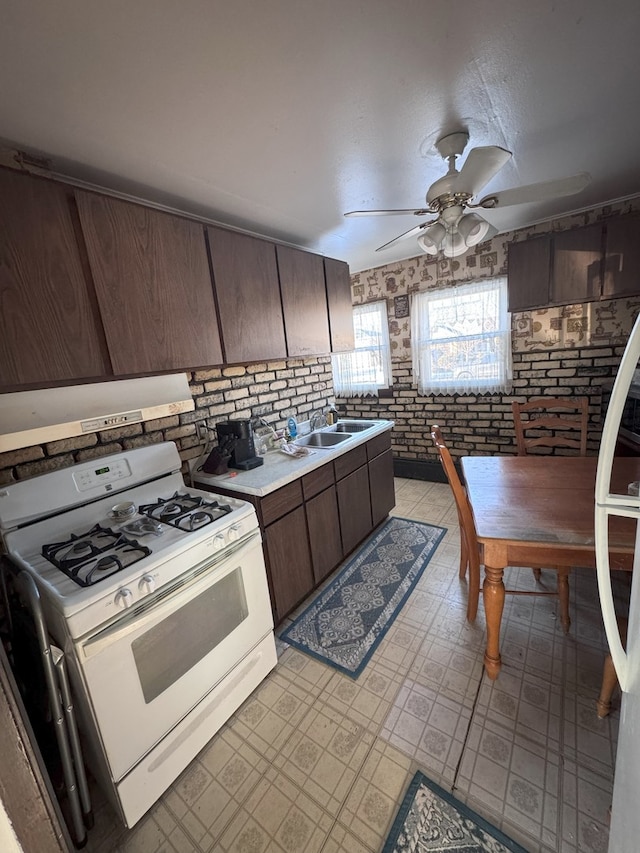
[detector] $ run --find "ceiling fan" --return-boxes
[344,131,591,258]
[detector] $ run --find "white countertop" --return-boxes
[191,420,394,497]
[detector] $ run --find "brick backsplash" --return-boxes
[337,344,623,463]
[0,357,335,485]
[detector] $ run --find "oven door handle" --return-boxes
[80,534,260,659]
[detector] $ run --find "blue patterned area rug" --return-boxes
[383,771,527,853]
[280,517,446,678]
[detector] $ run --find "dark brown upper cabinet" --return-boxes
[603,214,640,299]
[276,245,331,357]
[550,223,603,305]
[206,226,286,363]
[507,236,552,311]
[324,257,355,352]
[507,217,640,312]
[76,191,222,375]
[0,169,109,390]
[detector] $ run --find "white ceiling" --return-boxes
[2,1,640,273]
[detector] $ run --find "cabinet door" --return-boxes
[277,245,330,357]
[306,485,343,584]
[264,506,314,621]
[368,449,396,527]
[551,224,603,305]
[507,236,551,311]
[207,226,286,363]
[324,257,355,352]
[0,169,109,388]
[603,215,640,299]
[336,465,372,556]
[76,191,222,374]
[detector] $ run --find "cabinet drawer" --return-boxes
[261,480,303,526]
[334,444,367,481]
[302,462,335,500]
[366,430,391,461]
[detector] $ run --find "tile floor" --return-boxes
[85,477,625,853]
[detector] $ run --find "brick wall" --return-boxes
[337,343,624,465]
[0,357,335,485]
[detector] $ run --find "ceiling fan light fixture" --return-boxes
[417,221,446,255]
[457,212,491,247]
[441,230,467,258]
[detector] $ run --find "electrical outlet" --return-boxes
[195,421,209,443]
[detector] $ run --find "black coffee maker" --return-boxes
[216,419,264,470]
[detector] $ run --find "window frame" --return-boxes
[410,276,512,396]
[332,300,392,397]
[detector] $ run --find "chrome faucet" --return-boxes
[309,409,327,431]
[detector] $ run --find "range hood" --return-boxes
[0,374,194,453]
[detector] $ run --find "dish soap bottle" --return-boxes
[287,416,298,439]
[326,406,339,426]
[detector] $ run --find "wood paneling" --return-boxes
[261,480,303,526]
[369,449,396,527]
[0,169,109,388]
[551,224,603,305]
[264,506,313,620]
[277,245,330,356]
[306,485,343,583]
[207,226,286,363]
[337,464,372,555]
[324,257,355,352]
[76,191,222,374]
[507,236,552,311]
[334,444,367,481]
[603,214,640,298]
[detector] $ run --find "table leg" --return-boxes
[483,564,505,679]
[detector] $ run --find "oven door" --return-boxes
[76,532,273,782]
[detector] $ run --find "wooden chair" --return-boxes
[596,617,628,719]
[512,396,589,457]
[431,425,571,631]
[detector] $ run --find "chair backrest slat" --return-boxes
[430,425,479,558]
[512,396,589,456]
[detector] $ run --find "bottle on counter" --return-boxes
[326,406,339,426]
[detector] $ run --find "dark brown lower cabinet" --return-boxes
[336,465,372,556]
[369,449,396,527]
[306,485,343,584]
[264,506,313,621]
[197,430,395,623]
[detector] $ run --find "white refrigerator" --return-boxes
[595,312,640,852]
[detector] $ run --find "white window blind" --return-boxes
[411,277,512,395]
[332,301,392,397]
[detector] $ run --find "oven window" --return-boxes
[131,567,248,703]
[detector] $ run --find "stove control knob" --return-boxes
[114,588,133,609]
[212,534,226,551]
[228,524,241,542]
[139,575,156,594]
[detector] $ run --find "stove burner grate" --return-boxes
[139,492,232,531]
[42,524,151,587]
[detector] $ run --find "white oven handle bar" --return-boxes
[80,532,262,659]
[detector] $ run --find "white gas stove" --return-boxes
[1,442,257,637]
[0,442,276,828]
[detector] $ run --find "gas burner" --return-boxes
[139,493,232,532]
[42,524,152,587]
[120,518,164,537]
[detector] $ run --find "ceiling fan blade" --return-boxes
[478,172,591,209]
[345,208,431,217]
[455,146,512,197]
[376,221,435,252]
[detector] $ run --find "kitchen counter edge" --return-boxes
[191,420,394,497]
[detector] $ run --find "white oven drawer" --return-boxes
[76,535,273,781]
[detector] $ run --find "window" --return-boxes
[411,277,512,395]
[332,301,392,397]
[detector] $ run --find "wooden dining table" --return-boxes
[461,455,640,680]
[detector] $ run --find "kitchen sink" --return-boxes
[294,431,352,448]
[334,421,376,432]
